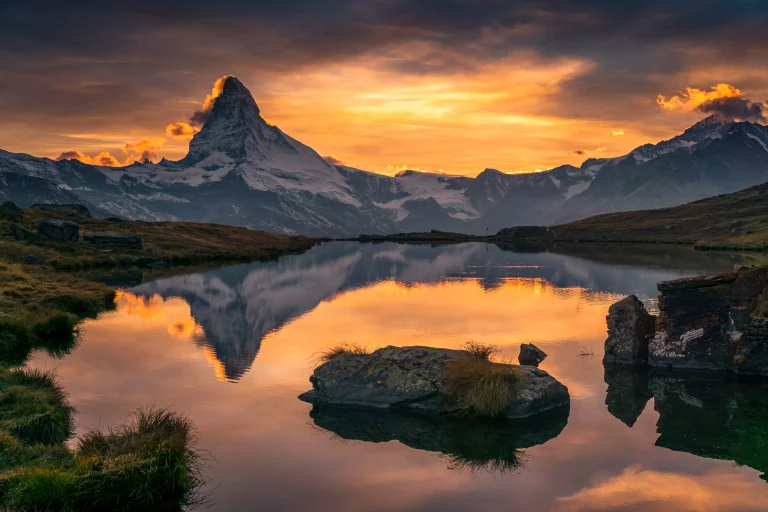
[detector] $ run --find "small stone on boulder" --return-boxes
[83,231,143,249]
[37,219,80,243]
[31,203,92,218]
[519,343,547,366]
[23,254,49,266]
[0,201,22,221]
[604,295,656,366]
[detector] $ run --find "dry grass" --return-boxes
[1,207,317,271]
[444,357,520,418]
[314,343,370,366]
[461,341,499,361]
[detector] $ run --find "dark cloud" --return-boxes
[573,149,586,156]
[697,96,767,123]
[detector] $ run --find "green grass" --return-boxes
[0,408,205,512]
[315,343,370,365]
[444,357,520,418]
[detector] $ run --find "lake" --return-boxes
[28,242,768,511]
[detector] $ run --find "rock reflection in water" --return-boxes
[604,366,768,480]
[307,405,569,475]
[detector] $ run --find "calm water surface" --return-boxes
[28,242,768,511]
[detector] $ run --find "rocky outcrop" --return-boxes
[0,201,22,221]
[37,219,80,242]
[604,295,656,365]
[299,345,570,419]
[649,267,768,373]
[23,254,49,265]
[519,343,547,366]
[31,203,92,218]
[83,231,143,249]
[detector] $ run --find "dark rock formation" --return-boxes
[31,203,92,218]
[649,266,768,373]
[519,343,547,366]
[604,295,656,366]
[37,219,80,242]
[0,201,22,221]
[299,345,570,419]
[23,254,49,265]
[83,231,143,249]
[308,404,568,473]
[9,223,37,241]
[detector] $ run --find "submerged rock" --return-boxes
[83,231,143,249]
[519,343,547,366]
[299,345,570,419]
[31,203,92,218]
[0,201,22,221]
[37,219,80,242]
[604,295,655,366]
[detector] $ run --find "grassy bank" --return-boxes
[2,207,317,271]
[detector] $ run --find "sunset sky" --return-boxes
[2,1,768,176]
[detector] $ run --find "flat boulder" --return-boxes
[37,219,80,242]
[0,201,22,221]
[604,295,655,366]
[23,254,49,266]
[83,231,143,249]
[519,343,547,366]
[31,203,92,218]
[299,345,569,419]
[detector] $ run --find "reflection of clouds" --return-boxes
[556,467,768,512]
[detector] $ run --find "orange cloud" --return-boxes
[166,122,198,140]
[93,151,120,166]
[323,154,347,166]
[657,83,741,111]
[56,149,120,166]
[165,75,232,140]
[610,130,624,136]
[57,150,93,164]
[123,137,165,165]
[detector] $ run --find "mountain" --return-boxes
[1,76,767,236]
[561,116,768,221]
[503,180,768,250]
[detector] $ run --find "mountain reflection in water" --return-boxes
[126,241,756,381]
[27,241,768,512]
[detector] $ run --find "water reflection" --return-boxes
[26,241,768,512]
[605,367,768,480]
[126,242,752,381]
[308,405,569,475]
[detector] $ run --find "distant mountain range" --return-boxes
[2,76,768,236]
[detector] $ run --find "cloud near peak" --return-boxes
[166,75,232,140]
[57,150,120,166]
[657,83,767,122]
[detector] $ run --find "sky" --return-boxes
[2,0,768,176]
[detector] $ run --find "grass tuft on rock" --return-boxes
[316,343,370,365]
[461,341,499,361]
[444,358,520,418]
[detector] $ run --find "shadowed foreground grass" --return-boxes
[314,343,370,366]
[0,407,204,512]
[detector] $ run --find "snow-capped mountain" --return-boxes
[562,115,768,220]
[1,75,767,235]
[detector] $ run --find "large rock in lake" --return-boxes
[650,266,768,373]
[31,203,92,218]
[519,343,547,366]
[37,219,80,242]
[604,295,655,366]
[299,345,570,419]
[83,231,143,249]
